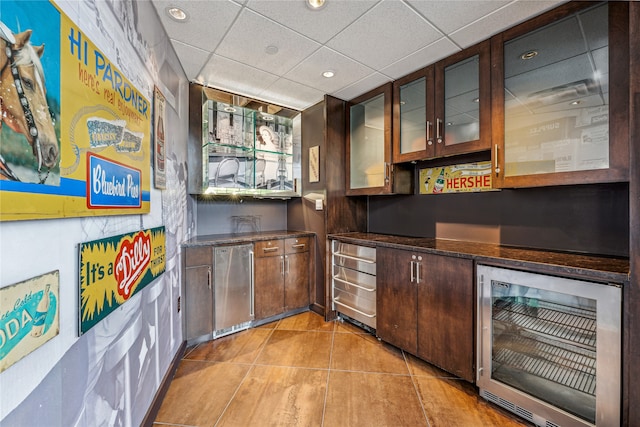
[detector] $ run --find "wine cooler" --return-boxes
[476,265,621,427]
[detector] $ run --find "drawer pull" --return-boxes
[292,243,306,249]
[262,247,279,252]
[333,276,375,292]
[333,252,375,264]
[333,300,376,318]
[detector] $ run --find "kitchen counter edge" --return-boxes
[183,230,315,247]
[329,232,629,284]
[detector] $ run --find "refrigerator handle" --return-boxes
[250,251,255,318]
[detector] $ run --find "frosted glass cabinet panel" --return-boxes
[443,55,480,146]
[398,77,427,158]
[493,1,629,187]
[347,83,391,195]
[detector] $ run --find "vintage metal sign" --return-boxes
[0,271,60,373]
[78,227,165,335]
[420,161,493,194]
[0,1,151,221]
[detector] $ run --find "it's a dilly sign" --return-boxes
[0,271,60,373]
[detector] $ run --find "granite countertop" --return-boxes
[183,230,315,247]
[329,232,629,284]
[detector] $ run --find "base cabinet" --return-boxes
[254,237,310,321]
[377,247,474,382]
[183,246,213,343]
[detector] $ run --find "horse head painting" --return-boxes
[0,21,59,183]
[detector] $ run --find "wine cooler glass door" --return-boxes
[477,265,621,427]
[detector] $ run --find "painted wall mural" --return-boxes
[0,0,190,425]
[79,227,166,335]
[0,1,151,221]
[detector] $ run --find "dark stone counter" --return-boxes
[183,230,315,247]
[329,232,629,284]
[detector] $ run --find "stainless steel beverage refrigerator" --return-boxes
[476,265,621,427]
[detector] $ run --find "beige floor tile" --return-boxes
[154,360,250,427]
[324,370,428,427]
[216,365,327,427]
[331,332,409,374]
[406,353,459,378]
[413,376,531,427]
[276,311,335,332]
[185,328,272,364]
[256,330,332,369]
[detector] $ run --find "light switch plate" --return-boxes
[315,199,323,210]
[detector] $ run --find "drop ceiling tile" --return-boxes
[245,0,377,44]
[327,1,443,71]
[259,78,325,111]
[331,73,392,102]
[215,8,321,76]
[171,40,211,81]
[449,1,566,48]
[406,0,510,34]
[380,37,460,79]
[151,0,242,52]
[284,47,374,94]
[198,55,280,101]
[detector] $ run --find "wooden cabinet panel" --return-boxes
[285,251,310,311]
[377,247,418,354]
[254,254,285,320]
[417,254,474,382]
[377,247,474,382]
[255,239,284,257]
[183,246,213,342]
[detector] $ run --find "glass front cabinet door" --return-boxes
[347,83,412,196]
[492,1,629,188]
[393,40,491,163]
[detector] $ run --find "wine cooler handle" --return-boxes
[478,274,485,377]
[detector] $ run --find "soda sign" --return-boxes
[79,227,165,335]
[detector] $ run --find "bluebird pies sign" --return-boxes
[78,227,165,334]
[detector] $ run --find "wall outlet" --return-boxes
[315,199,323,210]
[177,296,181,313]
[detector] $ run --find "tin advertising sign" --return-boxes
[0,270,60,373]
[79,227,165,335]
[0,1,151,221]
[420,161,493,194]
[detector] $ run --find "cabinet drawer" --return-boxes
[185,246,212,267]
[255,240,284,258]
[285,237,309,253]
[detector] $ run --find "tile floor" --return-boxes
[154,311,532,427]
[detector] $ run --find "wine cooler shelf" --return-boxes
[493,298,596,349]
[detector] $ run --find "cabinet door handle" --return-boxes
[494,144,501,175]
[281,256,285,275]
[410,260,415,283]
[250,251,255,318]
[426,120,433,145]
[292,243,305,249]
[207,266,212,290]
[415,262,421,284]
[384,162,390,184]
[263,246,279,253]
[285,255,290,274]
[436,118,443,144]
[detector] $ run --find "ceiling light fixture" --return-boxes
[224,106,237,113]
[265,45,279,55]
[307,0,326,10]
[322,70,335,78]
[167,6,189,22]
[520,50,538,60]
[570,100,581,106]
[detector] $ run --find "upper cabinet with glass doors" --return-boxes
[347,83,412,196]
[393,41,491,163]
[492,1,629,188]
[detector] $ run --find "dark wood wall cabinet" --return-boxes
[393,40,491,163]
[377,247,474,382]
[491,1,629,188]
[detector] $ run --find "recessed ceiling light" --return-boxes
[570,100,581,106]
[307,0,326,10]
[167,7,188,22]
[322,70,335,78]
[520,50,538,60]
[265,45,279,55]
